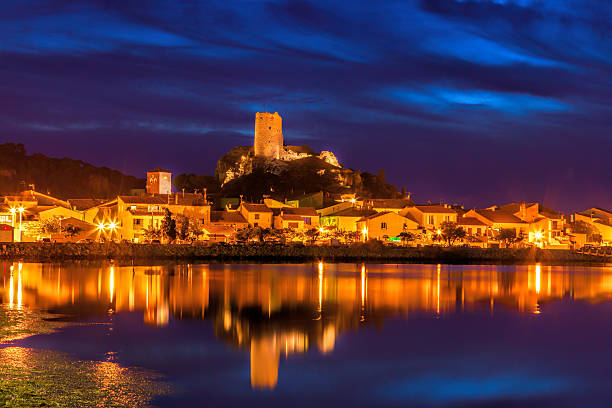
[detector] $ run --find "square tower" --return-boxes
[147,168,172,195]
[254,112,283,159]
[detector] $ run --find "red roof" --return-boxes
[457,217,487,226]
[414,205,457,214]
[241,203,273,213]
[210,211,248,224]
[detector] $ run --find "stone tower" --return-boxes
[146,168,172,195]
[254,112,283,159]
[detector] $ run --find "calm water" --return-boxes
[3,262,612,407]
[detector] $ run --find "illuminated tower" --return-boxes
[254,112,283,159]
[146,168,172,195]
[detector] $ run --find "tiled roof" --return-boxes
[475,209,525,223]
[273,207,318,217]
[414,205,457,214]
[149,168,170,173]
[211,211,248,224]
[241,203,273,213]
[203,225,235,235]
[68,199,105,211]
[358,211,407,221]
[119,195,167,205]
[457,217,487,226]
[280,214,306,221]
[370,199,414,209]
[329,207,377,218]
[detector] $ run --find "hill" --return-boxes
[209,144,402,201]
[0,143,144,198]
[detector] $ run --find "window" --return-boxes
[428,215,435,225]
[254,213,260,220]
[288,222,299,229]
[304,217,311,225]
[468,227,472,234]
[134,219,142,227]
[0,215,10,223]
[381,222,387,230]
[254,222,259,227]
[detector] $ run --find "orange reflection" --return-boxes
[3,262,612,390]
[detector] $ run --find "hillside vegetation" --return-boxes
[0,143,144,198]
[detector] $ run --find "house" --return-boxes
[210,211,249,229]
[357,211,420,241]
[575,208,612,244]
[202,224,236,243]
[496,203,566,247]
[403,205,457,229]
[367,198,414,214]
[112,193,211,242]
[320,206,376,232]
[0,224,13,243]
[239,203,273,229]
[464,209,527,237]
[272,207,319,230]
[456,217,488,237]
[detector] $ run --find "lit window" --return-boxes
[381,222,387,230]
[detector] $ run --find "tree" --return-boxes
[176,215,191,241]
[497,228,518,247]
[397,231,414,246]
[440,221,466,246]
[65,225,82,238]
[345,231,362,244]
[143,227,161,242]
[304,228,320,244]
[40,217,61,234]
[161,208,177,242]
[235,227,254,242]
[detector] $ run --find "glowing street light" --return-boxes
[17,207,24,242]
[9,208,15,227]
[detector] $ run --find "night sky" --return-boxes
[1,0,610,211]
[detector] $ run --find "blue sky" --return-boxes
[1,0,610,210]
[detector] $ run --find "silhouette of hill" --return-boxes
[0,143,144,198]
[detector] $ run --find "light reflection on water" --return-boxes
[2,261,612,406]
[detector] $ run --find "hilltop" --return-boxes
[0,143,144,198]
[212,144,401,201]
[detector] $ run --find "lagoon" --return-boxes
[2,262,612,406]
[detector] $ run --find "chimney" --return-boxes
[406,192,411,201]
[203,188,207,203]
[182,188,185,198]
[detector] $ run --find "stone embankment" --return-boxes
[0,242,609,265]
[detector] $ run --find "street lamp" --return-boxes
[17,207,24,242]
[9,208,15,227]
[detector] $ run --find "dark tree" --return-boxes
[440,221,466,246]
[161,208,177,242]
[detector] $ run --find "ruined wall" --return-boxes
[254,112,283,159]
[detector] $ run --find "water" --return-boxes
[2,262,612,407]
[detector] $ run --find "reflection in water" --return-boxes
[2,262,612,390]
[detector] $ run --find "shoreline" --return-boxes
[0,242,609,265]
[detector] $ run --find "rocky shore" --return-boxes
[0,242,609,265]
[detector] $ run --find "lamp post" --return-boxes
[9,208,15,227]
[18,207,24,242]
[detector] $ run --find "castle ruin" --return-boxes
[254,112,283,160]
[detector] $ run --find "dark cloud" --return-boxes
[0,0,610,211]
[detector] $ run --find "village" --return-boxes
[0,112,610,252]
[1,165,611,252]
